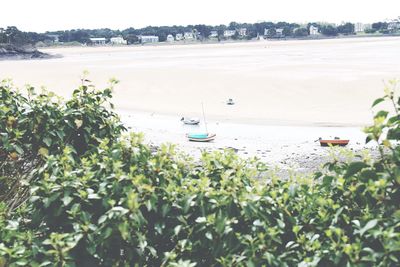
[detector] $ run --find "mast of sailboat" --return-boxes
[201,102,208,134]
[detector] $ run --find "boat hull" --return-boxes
[319,140,349,146]
[181,117,200,125]
[183,121,200,125]
[187,133,216,142]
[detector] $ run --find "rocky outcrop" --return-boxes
[0,44,51,60]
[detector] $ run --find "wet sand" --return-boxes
[1,37,399,126]
[120,111,377,176]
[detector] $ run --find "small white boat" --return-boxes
[181,117,200,125]
[226,98,235,105]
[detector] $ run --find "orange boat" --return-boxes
[319,139,349,147]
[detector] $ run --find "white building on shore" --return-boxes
[238,28,247,36]
[140,35,159,44]
[47,34,60,43]
[209,30,218,38]
[275,28,284,37]
[388,19,400,31]
[175,33,184,41]
[89,37,106,45]
[110,36,127,45]
[224,30,236,38]
[309,25,319,35]
[184,32,195,40]
[166,34,175,42]
[355,23,371,32]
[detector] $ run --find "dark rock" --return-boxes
[0,44,54,60]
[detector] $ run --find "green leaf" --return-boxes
[374,110,388,119]
[322,176,334,186]
[174,225,182,236]
[14,144,24,154]
[195,217,206,223]
[38,147,49,156]
[15,260,28,266]
[62,195,73,206]
[43,137,52,147]
[360,219,378,236]
[371,97,385,107]
[98,215,107,224]
[345,162,368,178]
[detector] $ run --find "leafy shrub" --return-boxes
[0,80,399,266]
[0,78,125,210]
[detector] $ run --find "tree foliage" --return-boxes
[320,25,339,36]
[0,26,51,46]
[3,19,399,47]
[294,28,309,37]
[0,77,125,210]
[337,23,355,35]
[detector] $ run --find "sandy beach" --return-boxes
[1,37,399,126]
[0,37,397,173]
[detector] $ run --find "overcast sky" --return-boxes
[1,0,399,32]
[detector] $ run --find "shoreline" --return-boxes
[120,111,377,177]
[117,107,368,128]
[0,53,61,61]
[38,33,400,51]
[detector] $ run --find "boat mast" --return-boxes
[201,102,208,133]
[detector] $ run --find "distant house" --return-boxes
[47,34,59,43]
[355,23,372,33]
[110,36,127,45]
[195,31,203,40]
[388,20,400,31]
[184,32,195,40]
[90,37,107,45]
[275,28,284,37]
[223,30,236,38]
[166,34,175,42]
[175,33,184,41]
[209,30,218,38]
[309,25,319,35]
[238,28,247,36]
[355,23,364,32]
[140,35,159,44]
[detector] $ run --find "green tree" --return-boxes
[321,25,338,36]
[124,34,139,44]
[282,26,293,37]
[294,28,309,37]
[194,24,212,39]
[266,28,276,37]
[372,22,388,31]
[337,23,355,35]
[0,28,6,43]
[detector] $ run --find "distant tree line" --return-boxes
[0,26,52,46]
[43,21,358,44]
[366,22,390,34]
[1,19,398,46]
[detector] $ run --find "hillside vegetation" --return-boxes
[0,78,399,266]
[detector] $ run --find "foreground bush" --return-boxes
[0,80,399,266]
[0,78,125,210]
